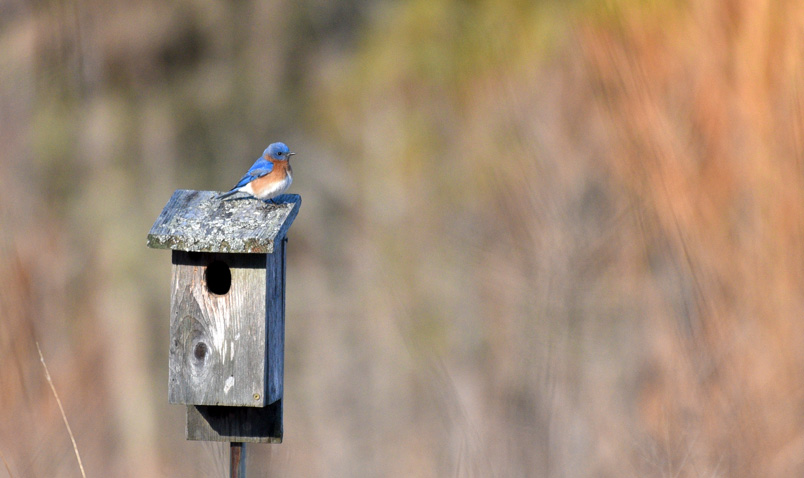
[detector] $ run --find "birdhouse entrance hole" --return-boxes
[205,260,231,295]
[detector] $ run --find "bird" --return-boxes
[217,142,296,202]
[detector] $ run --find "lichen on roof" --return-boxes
[147,190,301,253]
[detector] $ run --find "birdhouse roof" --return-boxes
[147,190,301,253]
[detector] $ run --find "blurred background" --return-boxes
[2,0,804,476]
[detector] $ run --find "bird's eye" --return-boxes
[277,152,283,156]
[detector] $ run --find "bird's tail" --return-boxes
[216,189,240,200]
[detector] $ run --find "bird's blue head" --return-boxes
[263,142,294,161]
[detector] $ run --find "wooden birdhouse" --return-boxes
[147,189,301,443]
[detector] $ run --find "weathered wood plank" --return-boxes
[265,238,286,404]
[170,251,268,407]
[186,402,283,443]
[147,190,301,253]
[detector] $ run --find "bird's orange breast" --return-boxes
[250,160,292,197]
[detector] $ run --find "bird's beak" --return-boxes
[287,152,296,158]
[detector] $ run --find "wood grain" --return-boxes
[170,251,271,407]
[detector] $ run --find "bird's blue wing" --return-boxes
[247,158,274,176]
[229,158,274,190]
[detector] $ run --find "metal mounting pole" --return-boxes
[231,442,246,477]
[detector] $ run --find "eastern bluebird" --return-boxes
[217,142,296,202]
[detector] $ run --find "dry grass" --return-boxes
[579,1,804,475]
[36,342,86,478]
